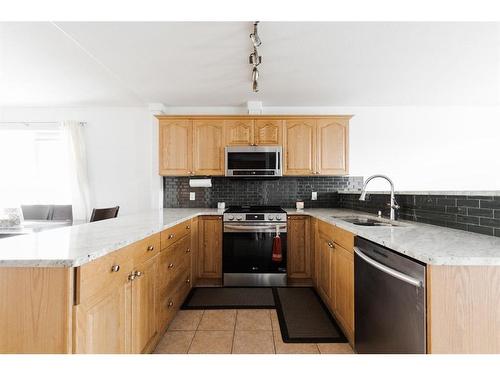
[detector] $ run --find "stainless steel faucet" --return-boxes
[359,174,400,221]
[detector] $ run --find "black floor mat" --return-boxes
[182,287,275,309]
[273,287,348,343]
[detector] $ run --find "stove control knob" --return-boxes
[269,216,275,220]
[236,216,243,221]
[275,215,282,221]
[228,215,234,221]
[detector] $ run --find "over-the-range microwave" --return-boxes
[225,146,282,177]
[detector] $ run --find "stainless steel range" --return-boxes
[223,206,287,286]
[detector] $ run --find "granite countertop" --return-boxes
[1,207,500,267]
[287,208,500,266]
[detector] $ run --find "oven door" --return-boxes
[225,146,282,176]
[223,222,287,276]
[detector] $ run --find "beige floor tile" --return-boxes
[236,309,272,331]
[168,310,204,331]
[317,343,354,354]
[154,331,196,354]
[197,309,236,331]
[188,331,234,354]
[270,310,281,331]
[273,329,320,354]
[232,330,275,354]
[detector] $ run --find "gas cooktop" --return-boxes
[224,205,286,214]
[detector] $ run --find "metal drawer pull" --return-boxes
[147,245,154,251]
[186,278,191,284]
[328,241,334,248]
[185,248,191,253]
[186,225,191,230]
[167,300,174,308]
[354,247,423,288]
[111,265,120,272]
[168,233,175,239]
[134,271,143,278]
[168,263,174,269]
[128,273,136,281]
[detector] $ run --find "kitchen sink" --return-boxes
[332,216,403,227]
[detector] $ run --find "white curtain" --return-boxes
[61,121,91,222]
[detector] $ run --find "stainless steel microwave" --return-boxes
[225,146,283,177]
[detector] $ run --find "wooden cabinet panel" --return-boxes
[193,120,225,175]
[287,216,312,281]
[317,228,334,308]
[198,216,223,279]
[160,220,192,250]
[132,256,158,353]
[74,278,132,354]
[317,119,349,175]
[225,119,254,146]
[190,217,199,286]
[159,119,192,176]
[254,119,283,145]
[284,119,316,175]
[334,244,354,343]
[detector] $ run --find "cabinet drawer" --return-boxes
[159,272,192,330]
[333,226,354,253]
[160,220,192,250]
[318,219,335,240]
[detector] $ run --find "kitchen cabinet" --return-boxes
[193,119,225,175]
[316,221,335,309]
[316,118,349,175]
[159,119,193,176]
[224,119,254,146]
[254,119,283,145]
[334,242,354,342]
[287,216,312,283]
[197,215,223,280]
[284,118,316,175]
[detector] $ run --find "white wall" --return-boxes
[0,106,156,215]
[167,105,500,191]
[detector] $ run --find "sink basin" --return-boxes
[332,216,403,227]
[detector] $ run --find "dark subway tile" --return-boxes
[467,225,494,236]
[446,222,468,231]
[479,218,500,228]
[457,215,479,225]
[480,200,500,209]
[495,210,500,219]
[495,228,500,237]
[446,206,467,214]
[457,199,479,208]
[437,198,456,206]
[467,208,493,218]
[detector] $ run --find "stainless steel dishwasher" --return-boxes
[354,237,426,354]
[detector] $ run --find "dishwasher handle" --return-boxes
[354,247,423,288]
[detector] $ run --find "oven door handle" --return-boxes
[224,224,287,233]
[354,247,422,288]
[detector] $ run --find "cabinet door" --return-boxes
[335,244,354,342]
[254,119,283,145]
[198,216,223,279]
[193,120,225,175]
[132,256,158,354]
[317,230,334,308]
[74,280,132,354]
[284,119,316,175]
[287,216,312,280]
[225,119,254,146]
[159,119,192,176]
[317,118,349,175]
[190,217,199,286]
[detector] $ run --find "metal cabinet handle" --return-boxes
[186,225,191,230]
[185,248,191,253]
[134,271,143,278]
[147,245,154,251]
[186,278,191,284]
[168,263,174,269]
[128,273,136,281]
[111,264,120,273]
[328,241,334,248]
[167,300,174,308]
[168,233,175,239]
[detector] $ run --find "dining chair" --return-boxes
[52,205,73,221]
[89,206,120,222]
[21,205,52,220]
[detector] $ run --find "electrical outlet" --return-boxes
[312,191,317,200]
[189,192,196,201]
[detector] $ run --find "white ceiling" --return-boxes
[0,22,499,107]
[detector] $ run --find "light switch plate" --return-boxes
[312,191,317,200]
[189,192,196,201]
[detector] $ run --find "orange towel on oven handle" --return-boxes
[272,224,282,263]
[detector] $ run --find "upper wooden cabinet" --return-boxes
[316,118,349,175]
[157,115,351,176]
[193,119,225,175]
[254,119,283,145]
[159,119,193,176]
[225,119,254,146]
[284,118,316,175]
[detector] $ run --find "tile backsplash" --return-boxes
[339,193,500,237]
[163,176,364,209]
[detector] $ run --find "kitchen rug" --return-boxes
[273,287,348,343]
[182,287,275,309]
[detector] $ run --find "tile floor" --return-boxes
[153,309,354,354]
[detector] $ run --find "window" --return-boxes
[0,126,71,208]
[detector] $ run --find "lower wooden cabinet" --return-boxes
[197,216,223,279]
[316,223,335,308]
[287,216,313,283]
[334,243,354,342]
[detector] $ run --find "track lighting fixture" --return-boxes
[249,21,262,92]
